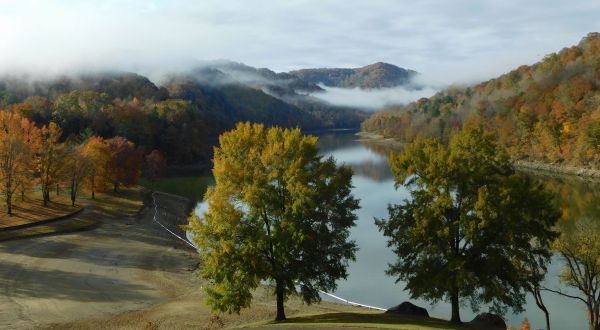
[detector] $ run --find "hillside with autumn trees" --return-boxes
[0,65,369,166]
[362,32,600,168]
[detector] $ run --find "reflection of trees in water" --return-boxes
[360,140,405,157]
[316,131,361,154]
[540,176,600,229]
[350,160,392,181]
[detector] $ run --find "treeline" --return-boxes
[362,32,600,168]
[0,70,367,165]
[7,92,211,164]
[0,111,162,214]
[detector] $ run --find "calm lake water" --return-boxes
[196,130,597,329]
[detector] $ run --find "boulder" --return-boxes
[469,313,506,329]
[385,301,429,317]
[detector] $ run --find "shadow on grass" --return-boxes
[0,259,153,302]
[268,312,478,330]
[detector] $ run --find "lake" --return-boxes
[196,130,597,329]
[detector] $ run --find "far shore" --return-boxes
[357,130,600,181]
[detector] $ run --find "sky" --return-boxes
[0,0,599,85]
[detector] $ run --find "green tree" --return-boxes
[376,125,560,323]
[190,122,359,321]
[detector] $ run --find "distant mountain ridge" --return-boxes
[289,62,418,89]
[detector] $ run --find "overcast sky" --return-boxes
[1,0,598,84]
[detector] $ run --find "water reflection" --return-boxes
[316,131,597,330]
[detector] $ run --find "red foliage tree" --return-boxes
[105,137,142,192]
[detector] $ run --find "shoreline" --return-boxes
[357,130,600,181]
[512,160,600,182]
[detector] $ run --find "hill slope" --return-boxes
[289,62,418,89]
[362,33,600,168]
[0,65,369,164]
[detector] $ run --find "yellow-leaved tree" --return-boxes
[190,122,359,321]
[80,136,110,199]
[38,122,64,206]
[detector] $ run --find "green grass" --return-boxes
[139,176,213,200]
[241,312,482,330]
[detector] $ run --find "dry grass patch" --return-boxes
[244,311,483,330]
[0,187,144,242]
[85,187,144,218]
[0,191,79,229]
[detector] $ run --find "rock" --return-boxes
[385,301,429,317]
[469,313,506,329]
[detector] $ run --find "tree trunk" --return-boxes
[21,190,24,202]
[6,193,12,216]
[43,187,51,206]
[275,279,286,321]
[113,182,118,193]
[70,180,76,207]
[532,286,550,330]
[450,288,461,324]
[589,303,599,330]
[56,184,59,195]
[91,177,95,199]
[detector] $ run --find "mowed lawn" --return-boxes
[244,311,484,330]
[0,187,144,242]
[0,190,80,229]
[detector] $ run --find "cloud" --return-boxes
[310,85,438,110]
[0,0,598,84]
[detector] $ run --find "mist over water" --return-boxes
[310,85,439,110]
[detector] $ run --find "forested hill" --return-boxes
[362,33,600,168]
[289,62,418,89]
[0,66,368,165]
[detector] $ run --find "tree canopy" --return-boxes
[190,122,359,321]
[376,124,561,323]
[552,217,600,330]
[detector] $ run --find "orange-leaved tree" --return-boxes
[144,149,167,185]
[105,137,142,192]
[0,112,40,214]
[38,122,64,206]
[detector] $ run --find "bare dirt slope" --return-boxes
[0,191,198,329]
[0,191,363,330]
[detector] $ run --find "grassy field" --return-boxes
[139,176,213,201]
[0,186,144,242]
[0,190,79,229]
[243,311,483,329]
